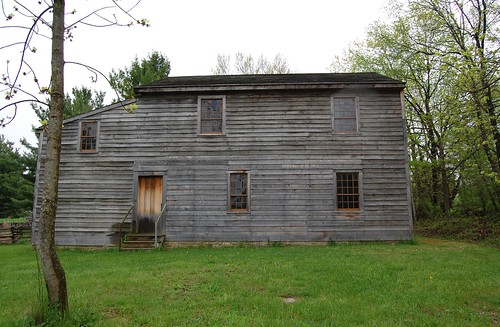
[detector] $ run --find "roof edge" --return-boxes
[63,99,137,124]
[135,73,405,95]
[35,99,137,130]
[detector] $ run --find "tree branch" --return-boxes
[65,60,128,106]
[9,5,53,99]
[0,98,48,127]
[0,41,25,51]
[112,0,143,22]
[13,0,52,26]
[65,6,116,30]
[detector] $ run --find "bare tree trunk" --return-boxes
[439,160,451,213]
[36,0,68,313]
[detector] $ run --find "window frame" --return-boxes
[78,121,100,153]
[198,95,226,135]
[227,170,250,213]
[335,171,362,212]
[331,96,359,134]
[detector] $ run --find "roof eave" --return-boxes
[136,82,405,95]
[35,99,137,131]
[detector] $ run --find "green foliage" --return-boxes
[335,0,500,219]
[0,217,27,223]
[0,135,33,218]
[109,51,171,100]
[1,242,498,326]
[19,137,37,185]
[415,215,500,247]
[33,86,106,123]
[28,304,97,327]
[64,86,105,118]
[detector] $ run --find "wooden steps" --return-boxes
[121,233,165,251]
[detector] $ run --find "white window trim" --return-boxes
[197,95,226,135]
[78,121,100,153]
[331,96,359,134]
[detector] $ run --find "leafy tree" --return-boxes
[412,0,500,204]
[333,11,458,216]
[109,51,171,99]
[0,135,33,218]
[33,86,106,124]
[333,0,499,217]
[1,0,147,314]
[212,52,292,75]
[64,86,105,118]
[19,137,37,185]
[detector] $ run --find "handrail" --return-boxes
[118,204,134,251]
[154,202,168,248]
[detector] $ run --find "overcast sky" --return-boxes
[1,0,390,149]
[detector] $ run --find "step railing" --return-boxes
[154,202,168,248]
[118,204,134,251]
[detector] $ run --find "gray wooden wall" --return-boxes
[33,88,412,246]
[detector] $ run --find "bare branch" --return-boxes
[66,1,146,30]
[78,13,123,28]
[65,6,116,30]
[0,98,48,127]
[0,41,25,51]
[9,5,53,99]
[112,0,143,23]
[1,0,9,20]
[65,60,126,103]
[0,25,33,30]
[0,25,52,40]
[13,0,52,27]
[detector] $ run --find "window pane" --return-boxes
[333,97,357,133]
[336,172,360,210]
[80,122,97,152]
[230,173,249,211]
[200,98,223,134]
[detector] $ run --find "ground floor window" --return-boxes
[229,171,249,212]
[336,172,360,210]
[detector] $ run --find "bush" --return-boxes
[414,214,499,247]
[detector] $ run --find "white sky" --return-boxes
[0,0,390,150]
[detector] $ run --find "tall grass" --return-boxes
[0,217,28,224]
[415,214,500,247]
[0,239,498,326]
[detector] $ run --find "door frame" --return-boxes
[133,169,167,234]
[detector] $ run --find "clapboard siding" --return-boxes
[32,74,412,246]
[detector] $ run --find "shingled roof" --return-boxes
[135,73,405,95]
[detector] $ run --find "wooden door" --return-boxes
[136,176,163,233]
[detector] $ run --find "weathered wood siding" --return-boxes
[33,86,412,246]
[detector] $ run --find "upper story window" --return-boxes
[336,172,361,211]
[79,121,98,153]
[332,97,358,133]
[198,96,226,135]
[228,171,250,212]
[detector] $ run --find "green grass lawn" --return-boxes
[1,239,498,326]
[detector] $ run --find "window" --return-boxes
[198,96,225,135]
[332,97,358,133]
[79,121,98,152]
[336,172,360,211]
[229,172,250,212]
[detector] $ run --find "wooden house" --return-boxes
[32,73,413,247]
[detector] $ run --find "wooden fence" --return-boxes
[0,223,31,244]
